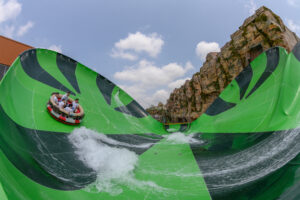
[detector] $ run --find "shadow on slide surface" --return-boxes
[0,43,300,199]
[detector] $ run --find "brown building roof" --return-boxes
[0,35,33,66]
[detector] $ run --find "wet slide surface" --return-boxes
[0,43,300,199]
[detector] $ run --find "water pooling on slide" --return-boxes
[0,43,300,200]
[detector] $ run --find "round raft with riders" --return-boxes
[47,92,85,125]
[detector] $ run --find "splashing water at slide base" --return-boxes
[0,42,300,200]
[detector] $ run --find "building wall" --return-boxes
[0,36,33,66]
[0,36,33,80]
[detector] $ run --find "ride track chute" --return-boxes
[0,43,300,199]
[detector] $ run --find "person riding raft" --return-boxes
[61,91,70,102]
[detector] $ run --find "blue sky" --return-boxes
[1,0,300,107]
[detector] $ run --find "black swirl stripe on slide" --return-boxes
[205,97,236,116]
[205,47,279,116]
[20,49,75,95]
[189,130,299,199]
[56,53,81,94]
[246,47,280,99]
[115,101,149,118]
[96,74,115,105]
[96,74,149,118]
[235,65,253,100]
[292,41,300,62]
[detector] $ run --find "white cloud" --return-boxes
[0,0,34,38]
[111,49,137,61]
[168,77,190,90]
[115,60,194,107]
[16,20,34,37]
[114,60,193,89]
[120,84,170,107]
[245,0,257,15]
[195,41,220,61]
[184,61,194,71]
[0,0,21,23]
[146,89,169,105]
[112,32,164,60]
[287,19,300,34]
[48,44,62,53]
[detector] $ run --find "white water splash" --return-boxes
[67,127,300,196]
[166,128,177,132]
[68,127,163,196]
[164,132,203,145]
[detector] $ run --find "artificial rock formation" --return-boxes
[147,6,299,123]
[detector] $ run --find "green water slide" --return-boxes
[0,42,300,199]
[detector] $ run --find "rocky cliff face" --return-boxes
[147,6,299,123]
